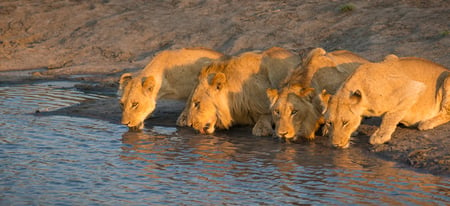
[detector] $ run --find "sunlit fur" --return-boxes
[325,55,450,148]
[186,47,302,136]
[118,47,223,131]
[325,94,363,148]
[267,48,370,141]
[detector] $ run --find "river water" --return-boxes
[1,82,449,205]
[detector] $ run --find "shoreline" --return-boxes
[3,71,447,177]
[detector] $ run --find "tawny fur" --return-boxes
[118,47,224,130]
[325,55,450,148]
[266,48,370,141]
[186,47,302,136]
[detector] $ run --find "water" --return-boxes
[1,82,449,205]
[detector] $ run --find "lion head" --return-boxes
[324,89,363,148]
[118,73,158,131]
[266,47,370,142]
[187,71,232,134]
[267,84,320,141]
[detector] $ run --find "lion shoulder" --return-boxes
[281,48,368,90]
[326,50,370,65]
[262,47,302,88]
[200,50,264,85]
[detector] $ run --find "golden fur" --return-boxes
[186,47,302,136]
[118,47,223,130]
[325,55,450,148]
[266,48,370,141]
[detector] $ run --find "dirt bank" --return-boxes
[1,0,449,175]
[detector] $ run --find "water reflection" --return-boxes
[328,150,450,205]
[119,127,450,205]
[273,143,450,205]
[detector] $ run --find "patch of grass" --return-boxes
[338,3,356,13]
[440,30,449,37]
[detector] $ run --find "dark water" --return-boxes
[1,82,449,205]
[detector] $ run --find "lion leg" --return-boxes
[176,106,189,127]
[369,111,407,145]
[252,114,274,136]
[370,82,425,145]
[418,76,450,130]
[176,91,195,127]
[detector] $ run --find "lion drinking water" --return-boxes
[186,47,302,136]
[324,55,450,148]
[118,47,224,131]
[266,48,370,141]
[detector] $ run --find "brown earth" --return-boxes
[1,0,449,175]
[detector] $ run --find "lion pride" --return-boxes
[118,47,224,131]
[324,55,450,148]
[266,48,370,141]
[186,47,302,136]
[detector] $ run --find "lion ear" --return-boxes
[311,48,327,57]
[319,89,331,114]
[319,89,330,100]
[350,89,362,104]
[383,54,399,62]
[311,48,335,67]
[266,88,279,105]
[118,73,132,96]
[119,73,132,87]
[210,72,226,90]
[142,76,155,93]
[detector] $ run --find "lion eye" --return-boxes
[291,110,297,115]
[132,102,139,108]
[273,109,280,116]
[194,101,200,109]
[342,120,349,127]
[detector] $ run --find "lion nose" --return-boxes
[122,120,130,125]
[203,123,211,131]
[332,143,343,148]
[331,142,349,149]
[278,131,288,138]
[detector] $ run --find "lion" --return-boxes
[185,47,302,136]
[324,55,450,148]
[118,47,224,131]
[266,48,370,141]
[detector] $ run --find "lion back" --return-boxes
[261,47,302,88]
[341,56,448,124]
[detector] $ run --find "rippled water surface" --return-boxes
[1,82,449,205]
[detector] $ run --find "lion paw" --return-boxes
[369,130,392,145]
[252,125,273,137]
[418,121,435,131]
[176,113,188,127]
